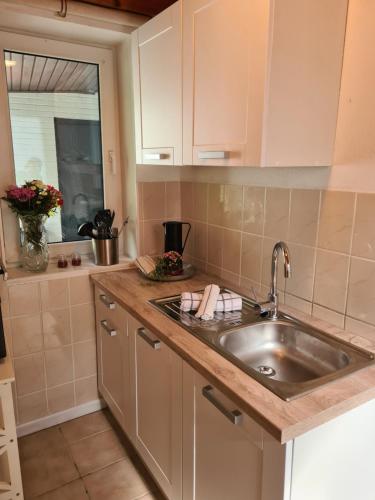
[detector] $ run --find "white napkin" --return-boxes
[195,284,220,320]
[180,291,242,313]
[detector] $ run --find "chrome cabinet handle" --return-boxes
[137,327,161,350]
[100,294,115,310]
[144,153,169,160]
[198,151,228,160]
[202,385,242,425]
[100,320,117,337]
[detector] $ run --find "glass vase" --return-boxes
[19,215,49,272]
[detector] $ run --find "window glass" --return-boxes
[3,50,104,243]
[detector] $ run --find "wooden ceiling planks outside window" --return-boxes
[74,0,177,17]
[4,52,98,94]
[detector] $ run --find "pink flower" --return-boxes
[6,187,35,202]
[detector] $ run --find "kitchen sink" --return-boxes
[149,291,375,400]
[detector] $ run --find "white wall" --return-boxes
[8,92,99,242]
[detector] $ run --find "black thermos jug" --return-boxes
[163,221,191,255]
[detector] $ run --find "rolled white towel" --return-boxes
[180,292,202,312]
[195,284,221,320]
[215,293,242,312]
[180,291,242,313]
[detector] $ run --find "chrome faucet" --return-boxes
[255,241,291,320]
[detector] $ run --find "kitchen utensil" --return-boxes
[92,237,119,266]
[77,221,95,238]
[163,221,191,255]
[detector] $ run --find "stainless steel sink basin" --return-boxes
[150,290,375,400]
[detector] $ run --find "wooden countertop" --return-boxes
[91,268,375,443]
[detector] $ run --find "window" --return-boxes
[3,51,104,243]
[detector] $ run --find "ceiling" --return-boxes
[74,0,176,17]
[4,51,98,94]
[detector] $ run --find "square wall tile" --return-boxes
[142,182,166,221]
[192,183,208,222]
[317,190,355,253]
[241,233,262,283]
[242,186,265,235]
[40,279,69,312]
[142,221,164,256]
[312,305,344,329]
[347,257,375,325]
[8,282,40,317]
[73,340,97,379]
[42,309,71,349]
[345,317,375,344]
[285,244,315,302]
[14,352,45,396]
[264,188,290,240]
[71,303,96,343]
[69,276,94,306]
[181,182,193,219]
[47,382,75,414]
[166,182,181,220]
[207,225,223,268]
[192,222,207,262]
[45,346,74,388]
[289,189,320,246]
[0,284,9,319]
[352,193,375,260]
[75,376,99,405]
[208,184,224,226]
[222,229,241,275]
[313,250,349,313]
[11,314,42,357]
[284,294,312,315]
[17,390,47,424]
[223,184,243,230]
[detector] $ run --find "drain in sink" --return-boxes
[257,365,276,377]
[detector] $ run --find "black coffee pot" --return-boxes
[163,221,191,255]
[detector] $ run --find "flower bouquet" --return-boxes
[3,180,63,272]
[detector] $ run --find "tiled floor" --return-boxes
[19,409,165,499]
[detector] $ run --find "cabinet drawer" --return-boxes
[95,287,126,330]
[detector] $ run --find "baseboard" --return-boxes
[16,399,107,437]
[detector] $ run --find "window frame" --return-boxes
[0,31,123,265]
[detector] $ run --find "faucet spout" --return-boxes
[269,241,291,319]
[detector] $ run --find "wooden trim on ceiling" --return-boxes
[74,0,177,17]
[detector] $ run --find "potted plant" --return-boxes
[3,180,63,272]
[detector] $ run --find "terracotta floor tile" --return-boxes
[60,410,111,443]
[69,428,128,475]
[19,426,66,461]
[35,479,89,499]
[21,445,79,498]
[83,459,151,500]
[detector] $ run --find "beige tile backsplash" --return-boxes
[138,180,375,340]
[3,275,99,425]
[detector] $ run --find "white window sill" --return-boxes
[5,256,135,284]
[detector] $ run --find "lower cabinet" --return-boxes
[182,363,264,500]
[94,285,286,500]
[128,314,182,500]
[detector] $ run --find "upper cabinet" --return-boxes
[132,0,348,167]
[132,1,182,165]
[183,0,348,167]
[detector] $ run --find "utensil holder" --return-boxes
[92,237,119,266]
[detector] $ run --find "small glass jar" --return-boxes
[57,254,68,268]
[71,252,82,266]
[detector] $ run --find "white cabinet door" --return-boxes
[183,0,268,167]
[128,315,182,500]
[182,363,289,500]
[132,1,182,165]
[183,0,347,167]
[95,287,130,432]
